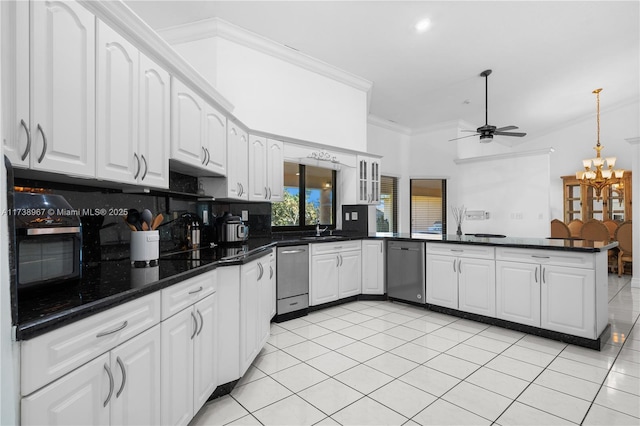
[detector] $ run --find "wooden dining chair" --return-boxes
[603,219,619,241]
[615,221,632,277]
[550,219,571,238]
[580,219,610,241]
[567,219,584,238]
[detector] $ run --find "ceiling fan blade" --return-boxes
[494,131,527,137]
[461,130,478,133]
[495,125,518,132]
[449,133,480,141]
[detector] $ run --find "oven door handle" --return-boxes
[26,227,81,236]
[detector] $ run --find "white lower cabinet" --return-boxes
[22,325,161,426]
[310,242,362,306]
[457,257,496,317]
[426,254,459,309]
[361,240,384,295]
[269,252,277,318]
[496,261,541,327]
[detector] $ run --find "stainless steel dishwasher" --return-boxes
[386,240,426,304]
[275,245,309,321]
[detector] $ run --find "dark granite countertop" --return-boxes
[16,231,615,340]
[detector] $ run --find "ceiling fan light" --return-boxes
[479,134,493,143]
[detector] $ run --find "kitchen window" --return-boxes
[377,176,398,232]
[410,179,447,235]
[271,162,336,230]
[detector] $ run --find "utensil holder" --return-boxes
[130,230,159,265]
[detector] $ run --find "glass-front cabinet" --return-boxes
[562,173,632,222]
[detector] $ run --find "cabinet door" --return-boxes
[357,157,369,203]
[541,265,596,338]
[458,258,496,317]
[227,124,249,200]
[258,260,271,349]
[248,135,268,201]
[240,260,260,375]
[267,139,284,202]
[96,21,139,185]
[426,254,458,309]
[21,353,110,426]
[1,0,30,167]
[203,104,227,176]
[339,250,362,298]
[362,240,384,295]
[496,261,540,327]
[193,293,218,414]
[370,160,381,204]
[269,253,277,318]
[310,253,340,306]
[138,53,170,188]
[110,326,161,426]
[171,79,205,167]
[31,0,95,176]
[161,308,195,426]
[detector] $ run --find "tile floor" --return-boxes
[191,275,640,425]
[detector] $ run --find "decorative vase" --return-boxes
[456,224,462,236]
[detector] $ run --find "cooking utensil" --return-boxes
[141,209,153,230]
[126,209,142,231]
[123,216,137,232]
[151,213,164,230]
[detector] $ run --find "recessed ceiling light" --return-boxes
[414,18,431,33]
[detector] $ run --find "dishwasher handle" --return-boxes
[389,247,420,251]
[281,249,306,255]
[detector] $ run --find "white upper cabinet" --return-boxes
[201,122,249,200]
[171,78,227,177]
[267,139,284,202]
[22,0,96,176]
[248,136,284,202]
[356,155,381,204]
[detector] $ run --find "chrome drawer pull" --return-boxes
[188,286,203,294]
[133,153,141,179]
[116,356,126,398]
[531,255,550,259]
[96,321,128,338]
[196,310,204,336]
[191,312,198,339]
[36,123,47,163]
[20,119,31,161]
[104,364,114,407]
[141,155,148,181]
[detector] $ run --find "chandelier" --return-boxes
[576,88,624,200]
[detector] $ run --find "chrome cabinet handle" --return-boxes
[240,183,244,197]
[453,259,456,273]
[133,153,141,179]
[141,155,148,181]
[104,364,114,407]
[531,255,550,259]
[339,254,343,266]
[190,312,197,340]
[205,148,210,166]
[270,265,273,280]
[264,187,268,199]
[201,147,207,165]
[96,321,128,338]
[542,267,546,284]
[188,286,203,294]
[20,119,31,161]
[258,263,264,280]
[116,356,126,398]
[36,124,47,163]
[336,255,340,267]
[451,249,464,252]
[196,310,204,336]
[535,266,538,283]
[268,187,272,200]
[458,259,462,273]
[237,182,241,195]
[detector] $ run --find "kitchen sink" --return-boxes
[300,235,347,241]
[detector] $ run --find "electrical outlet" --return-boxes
[241,210,249,221]
[345,212,350,221]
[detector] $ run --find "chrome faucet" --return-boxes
[315,221,328,236]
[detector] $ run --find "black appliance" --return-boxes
[14,192,82,288]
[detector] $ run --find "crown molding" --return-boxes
[454,147,555,165]
[367,115,412,135]
[158,17,373,94]
[411,120,462,136]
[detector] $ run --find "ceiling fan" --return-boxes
[450,69,526,143]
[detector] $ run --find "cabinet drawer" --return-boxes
[21,293,160,396]
[426,243,495,259]
[161,270,217,320]
[496,247,594,269]
[310,240,361,255]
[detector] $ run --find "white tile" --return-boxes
[291,323,333,340]
[362,332,407,351]
[478,326,525,344]
[422,311,457,325]
[231,376,293,412]
[496,401,575,426]
[485,355,544,382]
[378,312,416,324]
[534,369,601,402]
[252,350,301,375]
[267,330,307,349]
[257,342,278,357]
[270,363,329,393]
[338,311,372,324]
[559,344,619,370]
[394,305,429,318]
[412,399,491,426]
[390,342,440,364]
[339,301,373,312]
[334,364,394,394]
[332,396,408,426]
[411,334,458,352]
[398,365,460,397]
[298,378,364,416]
[313,417,341,425]
[377,302,405,312]
[403,318,444,334]
[464,335,513,354]
[445,343,497,365]
[448,318,490,334]
[237,365,267,387]
[252,394,326,426]
[442,381,512,421]
[190,395,249,426]
[369,380,437,418]
[312,332,356,350]
[224,414,262,426]
[429,326,474,343]
[547,356,609,383]
[594,384,640,418]
[619,347,640,364]
[501,344,555,368]
[359,307,394,317]
[306,351,360,376]
[283,340,331,361]
[316,317,354,331]
[583,404,640,426]
[612,358,640,379]
[382,325,426,341]
[465,367,530,399]
[515,334,567,356]
[337,324,380,340]
[516,383,591,424]
[304,311,334,324]
[277,317,312,331]
[269,323,288,335]
[364,352,420,378]
[425,353,480,379]
[604,370,640,396]
[335,341,386,363]
[322,306,357,318]
[360,318,403,332]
